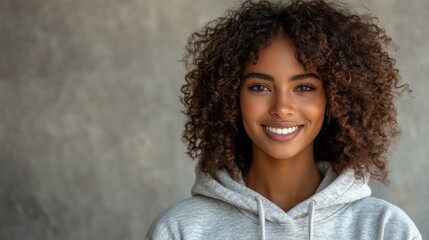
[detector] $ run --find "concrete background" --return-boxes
[0,0,427,239]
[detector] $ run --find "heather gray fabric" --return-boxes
[145,163,421,239]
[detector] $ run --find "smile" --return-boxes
[265,126,299,135]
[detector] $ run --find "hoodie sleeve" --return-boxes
[364,198,422,240]
[145,197,212,240]
[145,206,182,240]
[380,210,422,240]
[145,221,175,240]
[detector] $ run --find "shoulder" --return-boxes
[351,197,421,239]
[153,195,235,222]
[353,197,414,220]
[145,196,236,239]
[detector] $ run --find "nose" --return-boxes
[269,91,294,118]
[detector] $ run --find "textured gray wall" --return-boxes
[0,0,427,239]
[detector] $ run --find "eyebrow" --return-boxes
[242,72,320,81]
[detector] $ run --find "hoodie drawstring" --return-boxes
[308,200,316,240]
[256,196,266,240]
[256,197,315,240]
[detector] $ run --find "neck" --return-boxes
[245,145,322,212]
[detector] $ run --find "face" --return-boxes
[239,37,326,162]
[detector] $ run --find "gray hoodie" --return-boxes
[146,164,421,239]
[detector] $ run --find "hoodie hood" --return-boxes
[192,163,371,221]
[191,162,371,239]
[148,163,420,240]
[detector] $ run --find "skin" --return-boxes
[239,36,327,212]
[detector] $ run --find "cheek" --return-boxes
[296,97,326,123]
[240,93,265,120]
[239,95,272,140]
[240,101,256,126]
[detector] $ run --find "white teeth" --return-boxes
[266,126,299,135]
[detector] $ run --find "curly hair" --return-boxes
[181,0,408,183]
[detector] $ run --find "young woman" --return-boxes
[146,0,421,239]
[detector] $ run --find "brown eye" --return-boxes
[296,84,316,92]
[248,84,270,92]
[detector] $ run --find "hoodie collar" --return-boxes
[191,162,371,224]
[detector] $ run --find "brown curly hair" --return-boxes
[181,0,408,183]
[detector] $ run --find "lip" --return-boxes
[262,124,303,142]
[262,121,302,128]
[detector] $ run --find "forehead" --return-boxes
[245,37,296,68]
[243,37,319,79]
[243,34,323,81]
